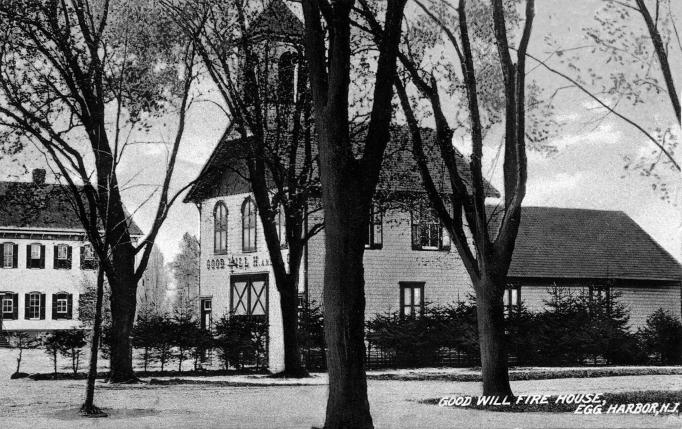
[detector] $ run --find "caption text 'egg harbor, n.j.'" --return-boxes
[438,393,680,415]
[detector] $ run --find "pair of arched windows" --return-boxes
[213,198,286,254]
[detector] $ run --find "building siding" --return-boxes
[0,234,94,332]
[196,191,682,371]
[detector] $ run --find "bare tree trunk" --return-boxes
[16,349,22,374]
[279,282,307,377]
[323,209,372,429]
[108,276,138,383]
[475,275,512,397]
[81,267,107,416]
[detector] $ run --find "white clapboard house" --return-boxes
[0,169,143,340]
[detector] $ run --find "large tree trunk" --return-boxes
[82,268,105,414]
[279,282,307,377]
[108,275,138,383]
[323,201,373,429]
[475,274,512,397]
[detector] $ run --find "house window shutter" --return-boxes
[66,294,73,319]
[0,244,4,268]
[80,246,85,269]
[12,294,18,320]
[39,293,46,320]
[12,244,18,268]
[52,293,58,320]
[26,245,31,269]
[53,245,58,269]
[24,293,30,318]
[39,245,45,269]
[66,246,72,269]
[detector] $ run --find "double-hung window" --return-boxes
[400,282,424,317]
[1,293,17,320]
[365,204,383,249]
[2,296,13,313]
[26,292,42,319]
[411,204,450,251]
[1,242,17,268]
[26,243,44,269]
[504,284,521,314]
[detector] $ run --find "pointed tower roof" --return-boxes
[249,0,304,42]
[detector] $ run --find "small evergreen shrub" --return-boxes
[214,314,267,370]
[638,308,682,364]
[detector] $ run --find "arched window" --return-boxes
[278,52,296,104]
[242,198,257,252]
[214,201,228,254]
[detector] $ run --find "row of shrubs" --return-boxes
[6,288,682,375]
[365,287,682,367]
[5,329,88,376]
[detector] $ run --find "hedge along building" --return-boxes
[184,0,682,371]
[0,169,143,338]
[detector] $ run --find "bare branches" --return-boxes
[634,0,680,121]
[523,50,680,172]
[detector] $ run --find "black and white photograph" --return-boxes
[0,0,680,427]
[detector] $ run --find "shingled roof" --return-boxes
[183,126,500,203]
[0,181,143,235]
[248,0,303,42]
[507,207,681,282]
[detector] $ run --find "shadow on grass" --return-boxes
[52,407,161,421]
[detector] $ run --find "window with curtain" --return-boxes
[400,282,424,317]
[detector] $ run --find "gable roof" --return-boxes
[507,206,681,282]
[248,0,303,42]
[183,126,500,203]
[0,181,143,235]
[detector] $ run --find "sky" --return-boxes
[1,0,680,263]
